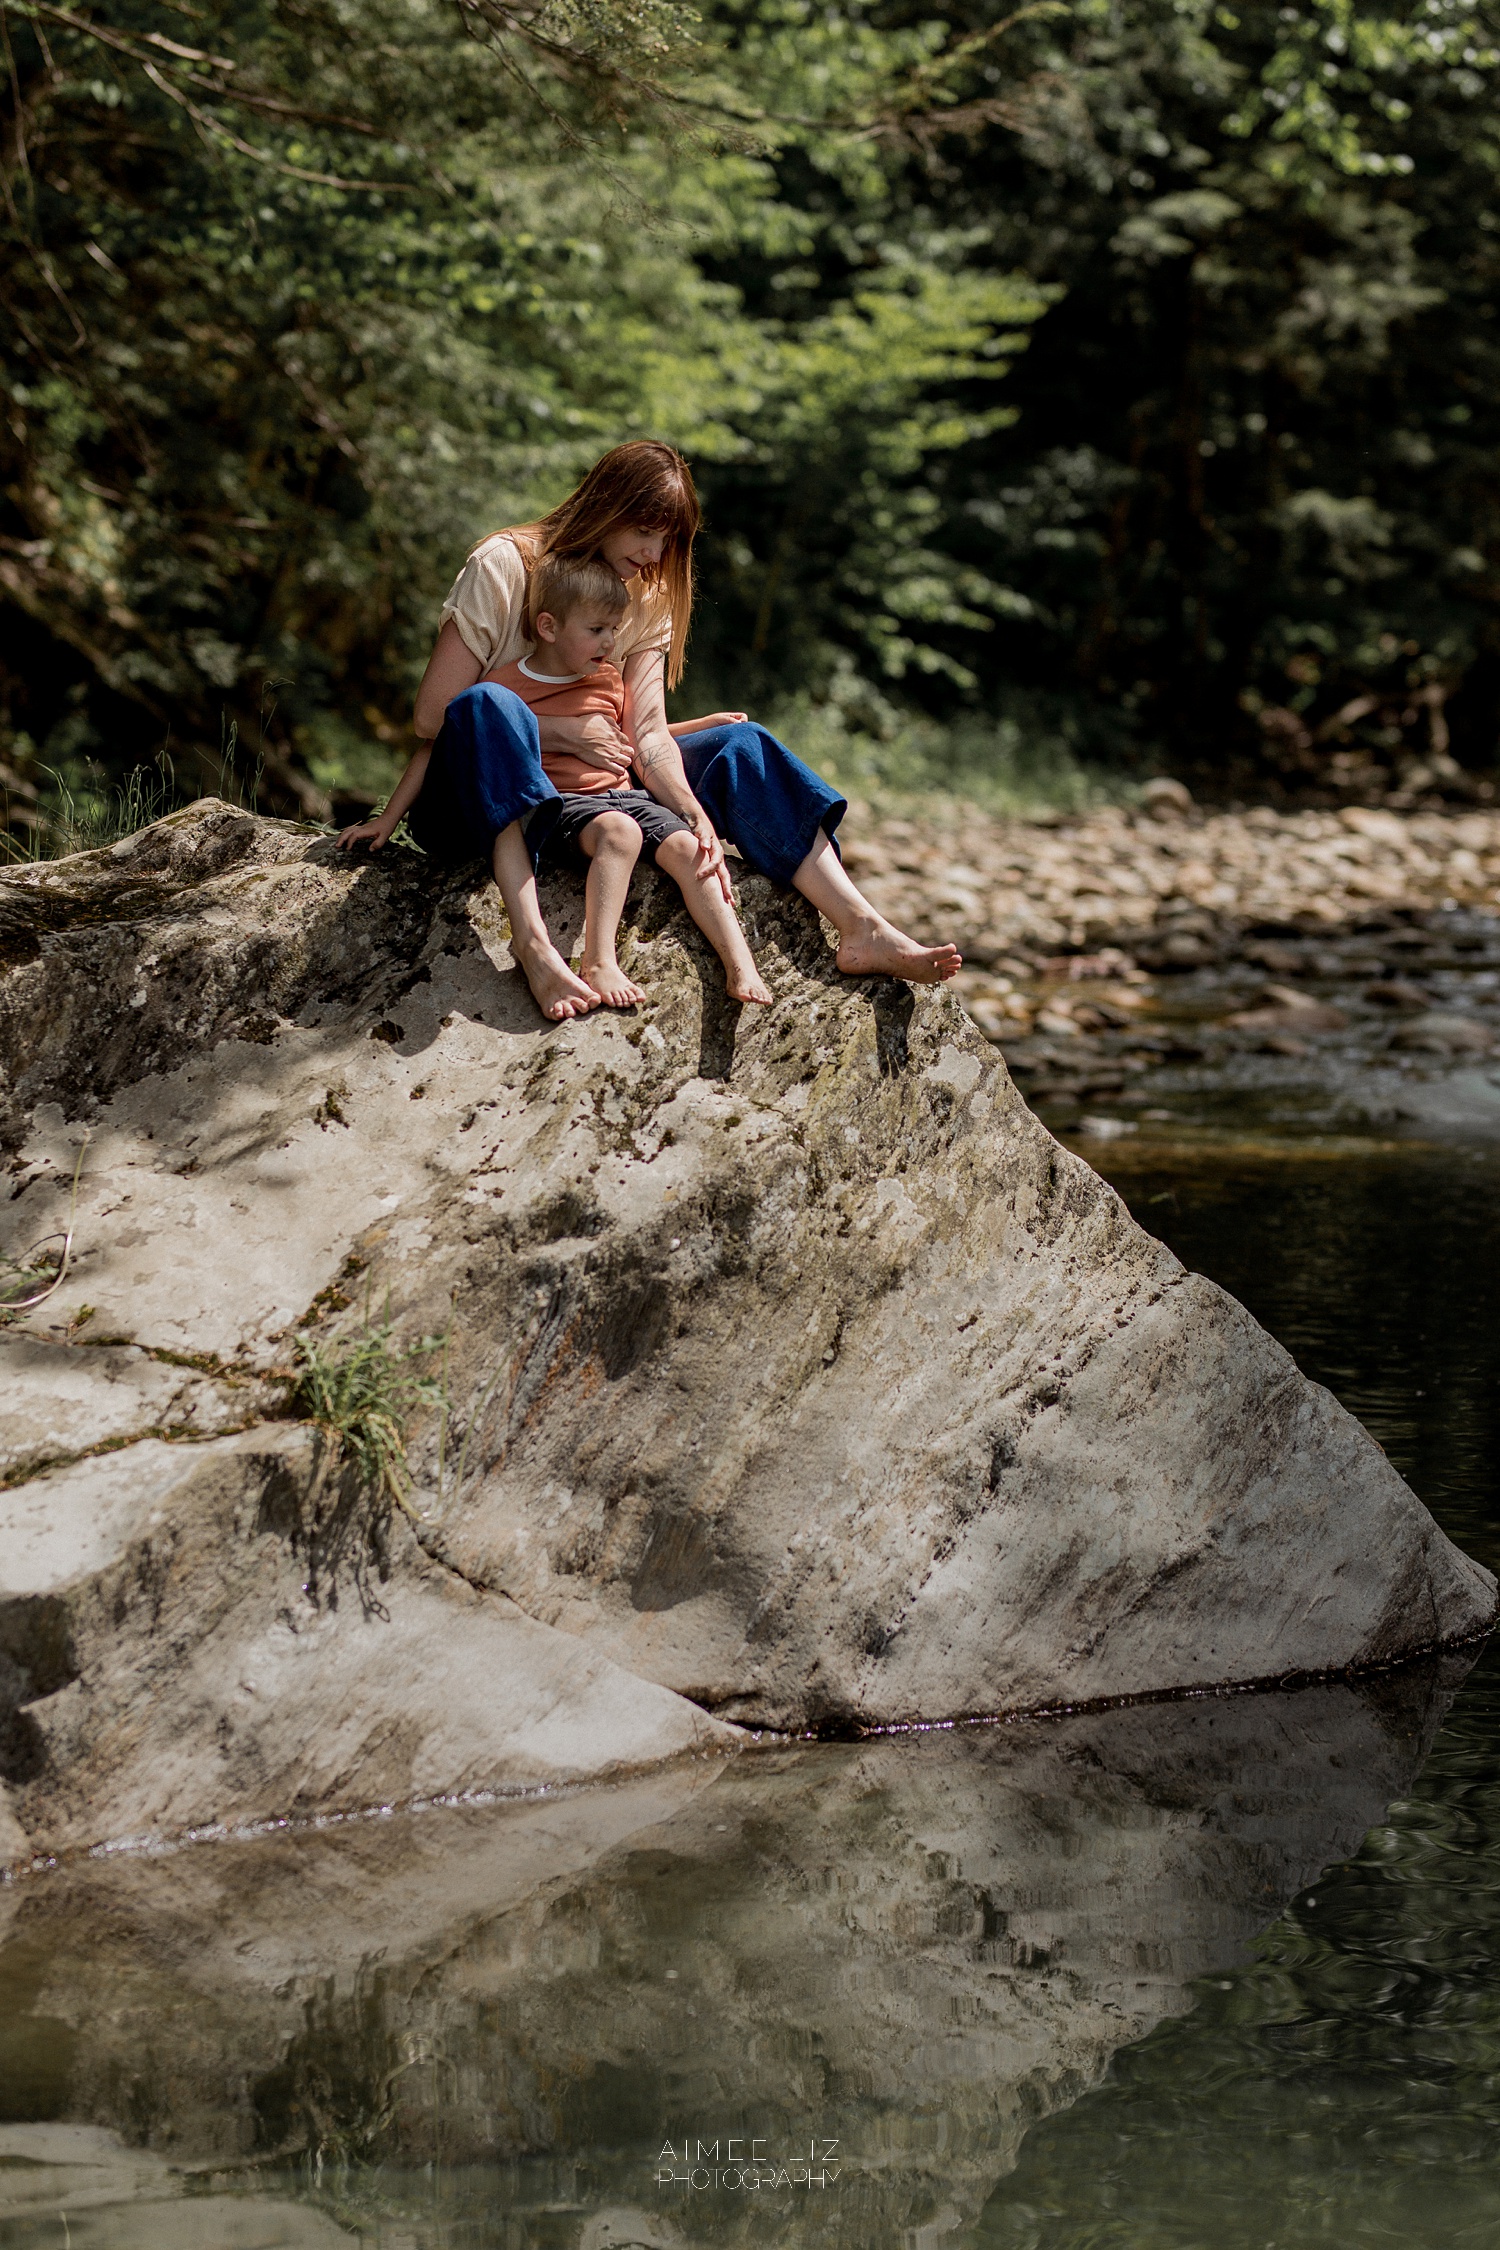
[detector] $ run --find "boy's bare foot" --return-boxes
[835,918,962,985]
[726,967,773,1005]
[513,935,599,1021]
[583,957,646,1008]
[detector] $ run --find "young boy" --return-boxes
[493,556,772,1010]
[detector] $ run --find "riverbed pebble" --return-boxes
[1364,979,1432,1009]
[1390,1011,1495,1053]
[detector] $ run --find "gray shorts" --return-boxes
[536,789,692,871]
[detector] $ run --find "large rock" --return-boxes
[0,803,1490,1856]
[0,1663,1464,2245]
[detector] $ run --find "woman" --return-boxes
[338,441,961,1020]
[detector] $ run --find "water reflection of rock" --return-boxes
[0,1663,1467,2247]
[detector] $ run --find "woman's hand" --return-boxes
[687,807,732,901]
[622,649,732,898]
[336,813,397,852]
[667,711,747,738]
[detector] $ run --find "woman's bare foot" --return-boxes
[512,935,599,1021]
[726,966,773,1005]
[583,956,646,1007]
[835,918,962,985]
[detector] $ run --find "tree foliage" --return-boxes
[879,0,1500,792]
[0,0,1039,827]
[2,0,1499,830]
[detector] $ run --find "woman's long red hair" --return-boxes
[495,441,700,688]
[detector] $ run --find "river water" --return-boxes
[1,1132,1497,2248]
[986,1131,1500,2250]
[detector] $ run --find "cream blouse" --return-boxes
[439,531,674,677]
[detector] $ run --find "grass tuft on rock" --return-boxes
[290,1322,445,1518]
[2,762,177,863]
[4,730,265,864]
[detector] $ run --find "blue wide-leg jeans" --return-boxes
[410,687,846,886]
[407,683,559,867]
[672,723,846,888]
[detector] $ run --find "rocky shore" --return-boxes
[846,788,1500,956]
[841,789,1500,1132]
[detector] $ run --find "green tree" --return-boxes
[0,0,701,823]
[874,0,1500,793]
[0,0,1045,837]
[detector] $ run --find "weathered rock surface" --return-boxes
[0,1663,1464,2245]
[0,803,1491,1856]
[0,1429,732,1863]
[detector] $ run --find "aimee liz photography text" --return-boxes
[655,2134,844,2193]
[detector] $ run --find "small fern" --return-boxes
[290,1322,445,1516]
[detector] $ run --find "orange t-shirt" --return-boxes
[493,656,637,795]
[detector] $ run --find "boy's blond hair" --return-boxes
[488,440,700,686]
[526,553,628,642]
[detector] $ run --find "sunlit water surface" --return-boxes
[1,1137,1498,2249]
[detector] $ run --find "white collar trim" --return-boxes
[519,655,588,684]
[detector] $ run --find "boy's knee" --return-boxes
[654,829,696,870]
[586,809,643,853]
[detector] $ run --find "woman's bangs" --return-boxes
[638,481,699,548]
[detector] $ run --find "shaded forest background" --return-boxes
[3,0,1500,838]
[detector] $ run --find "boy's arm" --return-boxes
[622,651,731,899]
[336,743,431,851]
